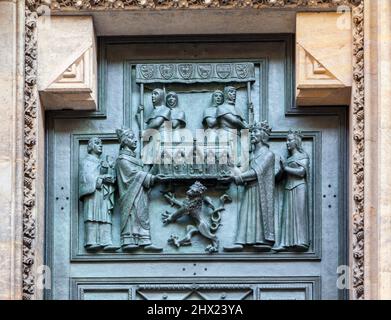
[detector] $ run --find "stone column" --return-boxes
[0,0,25,300]
[364,0,391,300]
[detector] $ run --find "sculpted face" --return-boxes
[212,91,224,106]
[89,138,103,156]
[225,87,236,104]
[152,89,164,106]
[124,133,138,151]
[250,128,262,145]
[286,134,297,152]
[166,92,178,108]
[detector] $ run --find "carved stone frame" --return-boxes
[24,0,364,300]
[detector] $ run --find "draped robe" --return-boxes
[216,103,244,130]
[79,154,112,224]
[216,103,244,166]
[116,150,154,245]
[278,152,310,249]
[202,106,217,127]
[144,105,171,165]
[235,146,275,245]
[171,108,186,127]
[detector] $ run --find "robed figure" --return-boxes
[274,130,310,252]
[166,91,186,129]
[203,90,224,175]
[79,137,119,252]
[224,121,275,251]
[145,88,171,130]
[216,86,248,167]
[116,128,163,252]
[143,88,171,165]
[166,91,186,146]
[202,90,224,129]
[216,86,247,130]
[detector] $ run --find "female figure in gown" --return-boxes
[274,130,310,252]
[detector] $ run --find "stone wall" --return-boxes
[0,0,25,300]
[363,0,391,300]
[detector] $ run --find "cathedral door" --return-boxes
[46,36,347,300]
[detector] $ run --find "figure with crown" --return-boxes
[274,130,310,252]
[115,128,164,252]
[223,121,275,252]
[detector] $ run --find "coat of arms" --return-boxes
[159,64,175,80]
[235,63,249,79]
[216,64,231,79]
[140,65,154,79]
[197,64,212,79]
[178,64,193,80]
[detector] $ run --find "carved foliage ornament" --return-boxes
[351,1,364,300]
[24,6,38,300]
[24,0,364,300]
[27,0,362,11]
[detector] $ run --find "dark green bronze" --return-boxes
[79,137,119,252]
[202,90,223,129]
[162,181,231,253]
[166,91,186,129]
[77,63,312,256]
[145,88,171,131]
[48,38,348,300]
[216,86,248,130]
[115,128,163,252]
[274,130,310,252]
[135,62,256,84]
[223,121,275,252]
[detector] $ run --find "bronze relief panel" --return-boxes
[73,62,319,259]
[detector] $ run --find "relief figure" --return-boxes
[274,130,310,252]
[116,128,164,252]
[166,91,186,147]
[203,90,222,176]
[202,90,224,129]
[216,86,248,167]
[166,91,186,130]
[144,88,171,165]
[216,86,247,131]
[79,137,119,252]
[145,88,171,131]
[223,121,275,252]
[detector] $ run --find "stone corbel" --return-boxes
[37,16,97,110]
[296,12,352,106]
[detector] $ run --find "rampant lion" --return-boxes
[162,181,231,253]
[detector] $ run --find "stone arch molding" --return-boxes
[24,0,365,300]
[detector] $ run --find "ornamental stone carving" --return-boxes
[27,0,361,11]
